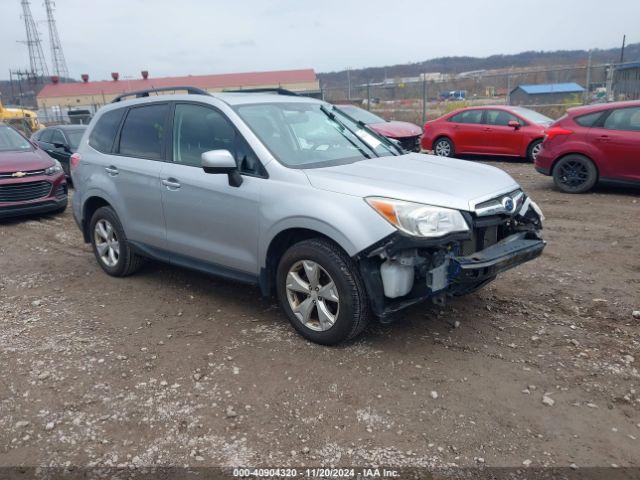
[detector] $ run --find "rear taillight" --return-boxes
[544,127,573,142]
[70,153,81,169]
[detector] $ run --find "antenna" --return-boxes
[44,0,69,80]
[19,0,49,79]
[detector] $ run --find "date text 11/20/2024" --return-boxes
[233,467,400,478]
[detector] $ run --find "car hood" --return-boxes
[0,148,54,173]
[304,153,520,212]
[369,121,423,138]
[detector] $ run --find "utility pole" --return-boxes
[44,0,69,80]
[620,34,626,63]
[19,0,49,79]
[366,82,371,110]
[347,67,352,100]
[584,50,592,104]
[421,75,427,125]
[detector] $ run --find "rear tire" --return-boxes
[552,155,598,193]
[90,206,144,277]
[276,238,370,345]
[433,137,454,157]
[526,139,543,162]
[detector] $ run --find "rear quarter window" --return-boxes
[574,111,604,127]
[89,108,125,153]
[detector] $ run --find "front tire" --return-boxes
[90,206,144,276]
[552,155,598,193]
[276,238,370,345]
[527,139,543,162]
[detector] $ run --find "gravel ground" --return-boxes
[0,161,639,471]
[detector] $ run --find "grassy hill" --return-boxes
[319,43,640,87]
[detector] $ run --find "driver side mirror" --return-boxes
[201,149,243,187]
[508,120,521,130]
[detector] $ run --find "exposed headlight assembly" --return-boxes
[366,197,469,238]
[45,160,63,175]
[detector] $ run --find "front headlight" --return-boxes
[366,197,470,238]
[45,160,63,175]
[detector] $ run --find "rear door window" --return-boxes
[485,110,521,126]
[89,108,125,153]
[449,110,483,124]
[118,104,169,160]
[50,129,66,145]
[603,107,640,132]
[39,129,54,143]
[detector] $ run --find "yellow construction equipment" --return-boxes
[0,99,44,135]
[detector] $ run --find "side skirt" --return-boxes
[129,241,259,286]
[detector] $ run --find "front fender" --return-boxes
[258,187,396,269]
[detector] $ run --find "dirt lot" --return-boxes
[1,161,639,471]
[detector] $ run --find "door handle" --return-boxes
[162,179,181,189]
[105,166,119,176]
[598,135,610,142]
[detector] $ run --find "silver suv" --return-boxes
[71,87,545,345]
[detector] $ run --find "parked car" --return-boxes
[535,100,640,193]
[0,123,68,219]
[31,125,87,178]
[335,104,423,152]
[421,106,553,161]
[71,87,545,345]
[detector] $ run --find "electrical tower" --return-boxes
[19,0,49,79]
[44,0,69,80]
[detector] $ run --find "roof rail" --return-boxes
[111,86,211,103]
[223,87,299,97]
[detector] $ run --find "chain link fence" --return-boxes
[321,63,637,125]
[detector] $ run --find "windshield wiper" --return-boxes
[333,106,403,156]
[319,105,373,159]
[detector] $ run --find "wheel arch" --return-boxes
[81,195,113,243]
[259,227,350,297]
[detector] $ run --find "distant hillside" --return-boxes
[319,43,640,87]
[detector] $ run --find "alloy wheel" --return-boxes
[531,142,542,161]
[94,219,120,267]
[557,160,589,188]
[435,140,451,156]
[285,260,340,332]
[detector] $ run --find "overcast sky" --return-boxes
[1,0,638,80]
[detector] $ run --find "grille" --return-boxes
[0,169,46,179]
[55,184,67,198]
[398,135,421,152]
[461,226,499,255]
[0,181,52,203]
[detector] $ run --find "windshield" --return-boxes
[234,102,398,167]
[511,107,554,125]
[0,125,33,152]
[66,130,85,150]
[335,105,386,124]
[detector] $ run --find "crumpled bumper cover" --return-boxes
[451,231,546,284]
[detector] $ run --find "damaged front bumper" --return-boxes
[356,204,546,321]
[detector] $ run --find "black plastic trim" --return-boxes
[129,241,259,285]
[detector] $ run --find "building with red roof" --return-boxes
[37,68,319,113]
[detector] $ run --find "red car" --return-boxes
[335,104,423,152]
[0,123,68,219]
[421,106,553,161]
[535,101,640,193]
